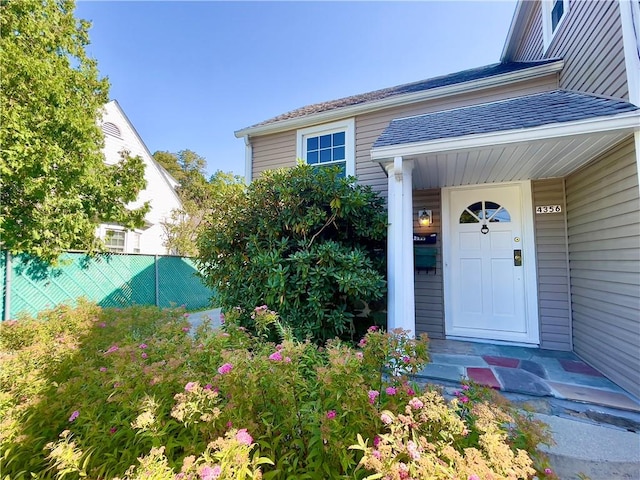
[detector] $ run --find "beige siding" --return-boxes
[513,1,628,100]
[565,138,640,398]
[513,1,545,61]
[532,179,571,351]
[355,75,559,197]
[413,189,444,339]
[251,130,297,179]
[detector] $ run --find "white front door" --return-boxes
[444,183,538,344]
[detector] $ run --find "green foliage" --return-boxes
[0,303,553,479]
[153,149,245,257]
[197,163,388,343]
[0,0,149,265]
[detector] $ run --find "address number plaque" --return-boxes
[535,205,562,214]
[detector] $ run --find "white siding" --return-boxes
[566,137,640,398]
[100,101,182,255]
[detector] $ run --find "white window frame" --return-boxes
[104,227,126,253]
[296,118,355,177]
[542,0,570,52]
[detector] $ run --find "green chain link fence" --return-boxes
[1,251,216,320]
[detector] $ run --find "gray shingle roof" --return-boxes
[246,60,561,129]
[373,90,639,148]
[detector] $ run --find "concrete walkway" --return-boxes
[187,308,222,330]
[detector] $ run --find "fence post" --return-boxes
[154,254,159,307]
[4,251,12,321]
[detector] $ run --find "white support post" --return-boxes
[385,157,416,335]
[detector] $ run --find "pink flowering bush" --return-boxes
[0,302,553,479]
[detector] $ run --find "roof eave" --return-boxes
[370,110,640,161]
[234,59,564,139]
[500,1,535,62]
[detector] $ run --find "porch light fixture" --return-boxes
[418,209,432,227]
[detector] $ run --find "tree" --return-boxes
[0,0,148,264]
[197,163,388,343]
[153,150,243,256]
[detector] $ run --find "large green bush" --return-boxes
[196,164,388,342]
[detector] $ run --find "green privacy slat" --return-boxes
[1,251,216,320]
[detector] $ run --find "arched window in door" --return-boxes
[459,201,511,224]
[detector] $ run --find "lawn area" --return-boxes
[0,301,556,479]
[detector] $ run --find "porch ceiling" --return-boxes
[408,130,632,190]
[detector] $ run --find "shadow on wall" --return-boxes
[1,251,216,320]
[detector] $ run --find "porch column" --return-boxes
[385,157,416,335]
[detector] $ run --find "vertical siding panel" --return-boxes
[566,138,640,398]
[532,179,571,350]
[412,189,444,338]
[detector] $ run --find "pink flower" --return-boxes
[368,390,379,404]
[326,410,337,419]
[372,449,381,459]
[380,412,393,425]
[226,421,233,429]
[99,322,107,328]
[460,396,469,403]
[138,343,147,349]
[109,427,117,434]
[406,387,416,396]
[183,313,190,318]
[218,363,233,375]
[185,382,197,392]
[204,383,213,390]
[402,356,411,363]
[469,476,480,480]
[68,410,79,422]
[99,367,107,372]
[269,351,283,361]
[236,428,253,445]
[113,382,121,388]
[462,384,470,390]
[141,352,148,359]
[355,352,364,359]
[182,326,190,332]
[368,325,378,332]
[105,345,119,354]
[408,398,424,410]
[385,387,397,395]
[544,468,553,475]
[358,338,367,348]
[407,440,420,460]
[373,435,380,447]
[219,313,225,324]
[200,465,221,480]
[284,356,291,363]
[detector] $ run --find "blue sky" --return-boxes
[76,1,517,177]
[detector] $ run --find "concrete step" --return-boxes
[535,413,640,480]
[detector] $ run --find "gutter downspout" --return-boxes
[244,135,253,184]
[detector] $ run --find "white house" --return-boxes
[97,100,182,255]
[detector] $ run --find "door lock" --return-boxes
[514,249,522,266]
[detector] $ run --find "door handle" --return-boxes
[514,249,522,266]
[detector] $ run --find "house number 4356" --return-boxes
[535,205,562,214]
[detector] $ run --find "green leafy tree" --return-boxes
[0,0,149,264]
[154,150,244,256]
[197,163,388,343]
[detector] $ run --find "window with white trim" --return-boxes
[104,229,126,253]
[132,232,141,253]
[296,119,355,177]
[542,0,569,51]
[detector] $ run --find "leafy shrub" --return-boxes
[0,303,555,479]
[196,163,388,343]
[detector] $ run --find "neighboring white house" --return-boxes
[97,100,182,255]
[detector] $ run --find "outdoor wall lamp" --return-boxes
[418,209,432,227]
